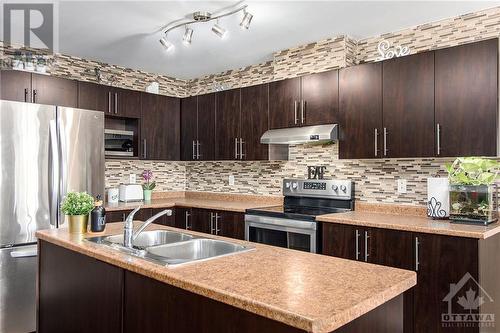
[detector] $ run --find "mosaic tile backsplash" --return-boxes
[4,6,500,205]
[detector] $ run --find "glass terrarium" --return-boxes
[449,184,498,225]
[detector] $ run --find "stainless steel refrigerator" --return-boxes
[0,100,104,333]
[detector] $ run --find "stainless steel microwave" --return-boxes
[104,129,134,157]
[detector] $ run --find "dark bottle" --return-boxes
[90,195,106,232]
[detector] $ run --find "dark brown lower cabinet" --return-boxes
[217,210,245,240]
[174,207,192,230]
[106,210,130,223]
[322,223,497,333]
[38,240,404,333]
[151,207,175,226]
[38,241,123,333]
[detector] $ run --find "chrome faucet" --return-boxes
[123,206,172,248]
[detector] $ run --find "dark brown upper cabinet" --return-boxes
[435,38,498,157]
[268,71,338,129]
[114,87,141,118]
[300,70,339,126]
[382,52,435,158]
[216,89,240,160]
[141,93,180,160]
[240,84,269,160]
[268,77,300,129]
[0,70,32,102]
[31,74,78,108]
[339,62,382,159]
[77,81,110,112]
[180,93,216,161]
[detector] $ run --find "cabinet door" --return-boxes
[135,208,153,222]
[367,228,414,270]
[0,70,32,102]
[191,208,212,234]
[151,208,175,226]
[197,93,216,160]
[216,211,245,240]
[77,81,110,112]
[115,87,141,118]
[339,62,382,159]
[174,207,191,230]
[268,78,301,129]
[32,74,78,107]
[322,223,362,261]
[240,84,269,161]
[106,210,130,223]
[180,96,198,161]
[413,233,479,333]
[215,89,241,160]
[141,94,180,160]
[383,52,435,158]
[435,39,498,157]
[301,70,338,126]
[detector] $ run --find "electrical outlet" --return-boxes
[228,175,235,186]
[129,174,136,184]
[397,179,407,194]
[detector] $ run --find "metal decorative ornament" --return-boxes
[377,40,410,60]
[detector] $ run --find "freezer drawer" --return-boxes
[0,244,37,333]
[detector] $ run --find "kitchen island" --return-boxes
[36,223,415,333]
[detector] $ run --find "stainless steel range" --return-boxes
[245,179,354,253]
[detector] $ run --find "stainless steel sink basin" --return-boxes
[146,239,250,264]
[85,231,252,266]
[104,230,193,249]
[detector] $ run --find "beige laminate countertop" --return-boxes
[316,211,500,239]
[36,223,416,333]
[105,193,282,213]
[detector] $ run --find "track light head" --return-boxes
[183,26,193,45]
[159,35,174,52]
[212,21,227,39]
[240,10,253,29]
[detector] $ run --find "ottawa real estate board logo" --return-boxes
[442,272,494,328]
[2,3,56,52]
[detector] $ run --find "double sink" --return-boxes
[86,230,252,266]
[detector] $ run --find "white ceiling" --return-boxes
[55,1,500,79]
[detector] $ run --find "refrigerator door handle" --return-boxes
[10,247,38,258]
[57,113,68,227]
[49,120,59,227]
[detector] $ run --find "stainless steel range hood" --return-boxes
[260,124,338,145]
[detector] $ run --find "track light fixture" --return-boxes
[183,26,193,45]
[212,20,227,39]
[240,9,253,29]
[159,3,252,52]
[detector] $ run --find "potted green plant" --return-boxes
[60,192,95,234]
[446,157,499,225]
[142,170,156,201]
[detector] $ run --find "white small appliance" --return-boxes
[427,177,450,219]
[119,184,143,202]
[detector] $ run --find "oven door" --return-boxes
[245,215,317,253]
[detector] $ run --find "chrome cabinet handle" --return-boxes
[374,128,379,157]
[415,237,420,271]
[185,211,191,230]
[355,229,360,260]
[210,213,215,234]
[24,88,28,102]
[235,138,239,159]
[143,139,147,159]
[436,123,441,155]
[239,138,245,160]
[293,101,298,124]
[122,213,126,222]
[108,92,112,113]
[300,100,305,124]
[196,140,201,160]
[215,213,221,235]
[364,231,370,262]
[32,89,37,103]
[114,92,118,114]
[383,127,388,156]
[192,140,196,160]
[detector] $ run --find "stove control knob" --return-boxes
[292,182,298,190]
[285,182,291,189]
[340,185,347,193]
[332,185,338,191]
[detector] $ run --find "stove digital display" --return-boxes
[303,182,326,190]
